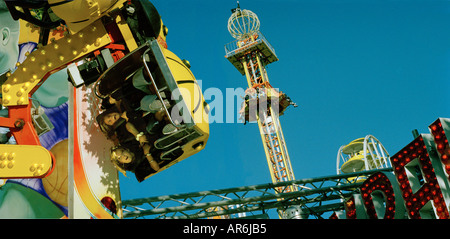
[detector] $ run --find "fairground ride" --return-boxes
[0,0,208,218]
[224,2,298,191]
[2,1,450,220]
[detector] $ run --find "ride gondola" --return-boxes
[94,39,209,181]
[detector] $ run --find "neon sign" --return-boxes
[340,118,450,219]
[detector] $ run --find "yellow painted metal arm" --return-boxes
[2,19,111,107]
[0,145,54,178]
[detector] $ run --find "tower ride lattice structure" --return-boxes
[225,4,298,195]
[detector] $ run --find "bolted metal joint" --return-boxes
[14,119,25,129]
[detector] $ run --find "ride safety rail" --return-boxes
[225,31,276,58]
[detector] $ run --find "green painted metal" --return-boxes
[122,168,392,219]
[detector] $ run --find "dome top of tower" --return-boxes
[227,2,260,40]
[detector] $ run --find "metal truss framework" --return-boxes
[122,168,393,219]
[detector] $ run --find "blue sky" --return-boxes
[119,0,450,212]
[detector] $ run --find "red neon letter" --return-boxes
[430,118,450,180]
[391,135,449,218]
[344,196,357,219]
[360,172,396,219]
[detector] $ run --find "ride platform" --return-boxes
[225,31,278,75]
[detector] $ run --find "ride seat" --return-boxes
[340,153,365,174]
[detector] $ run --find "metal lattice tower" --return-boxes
[225,4,297,194]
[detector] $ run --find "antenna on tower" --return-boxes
[231,1,241,13]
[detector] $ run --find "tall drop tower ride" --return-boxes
[225,4,297,193]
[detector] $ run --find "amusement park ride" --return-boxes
[1,0,450,220]
[0,0,208,218]
[337,136,391,178]
[225,3,298,193]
